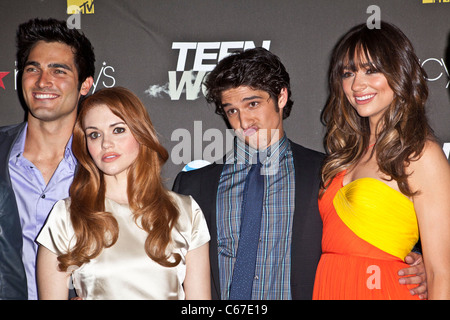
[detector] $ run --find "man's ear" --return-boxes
[80,76,94,95]
[278,87,288,110]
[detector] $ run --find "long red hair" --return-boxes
[58,87,181,271]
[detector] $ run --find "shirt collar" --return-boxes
[225,132,290,167]
[9,123,27,165]
[64,135,77,169]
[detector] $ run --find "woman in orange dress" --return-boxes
[313,22,450,300]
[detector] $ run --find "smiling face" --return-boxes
[221,86,287,150]
[21,41,92,124]
[341,55,395,128]
[83,104,140,181]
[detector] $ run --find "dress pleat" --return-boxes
[313,171,420,300]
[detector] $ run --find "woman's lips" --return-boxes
[102,153,120,162]
[354,93,376,104]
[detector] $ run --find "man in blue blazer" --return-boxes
[173,48,325,299]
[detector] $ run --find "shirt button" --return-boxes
[254,275,259,280]
[41,194,46,199]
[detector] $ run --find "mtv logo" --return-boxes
[67,0,94,14]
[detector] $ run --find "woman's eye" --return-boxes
[366,68,378,74]
[113,127,125,134]
[88,132,100,139]
[341,71,353,78]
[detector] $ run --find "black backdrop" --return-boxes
[0,0,448,186]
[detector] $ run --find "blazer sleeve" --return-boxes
[0,180,27,300]
[172,171,183,194]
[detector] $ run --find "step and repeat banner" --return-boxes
[0,0,449,186]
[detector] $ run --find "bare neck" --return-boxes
[104,174,129,205]
[23,115,76,184]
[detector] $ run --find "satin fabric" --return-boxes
[313,171,420,300]
[37,192,210,300]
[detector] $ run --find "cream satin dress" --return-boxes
[37,192,210,300]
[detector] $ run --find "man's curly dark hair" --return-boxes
[16,18,95,89]
[203,47,293,120]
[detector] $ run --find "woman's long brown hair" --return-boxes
[321,22,435,197]
[58,87,181,271]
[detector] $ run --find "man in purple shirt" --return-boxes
[0,18,95,299]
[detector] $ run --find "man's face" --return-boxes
[221,86,287,150]
[21,41,91,123]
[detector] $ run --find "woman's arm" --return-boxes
[411,141,450,300]
[184,242,211,299]
[36,245,71,300]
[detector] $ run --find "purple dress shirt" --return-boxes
[8,123,76,300]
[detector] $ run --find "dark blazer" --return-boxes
[0,123,28,299]
[172,140,324,300]
[0,123,26,185]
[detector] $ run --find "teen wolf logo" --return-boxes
[145,41,271,100]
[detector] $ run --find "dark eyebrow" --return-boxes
[110,122,126,127]
[49,63,73,71]
[360,62,375,68]
[221,95,264,108]
[242,95,264,101]
[343,61,376,72]
[24,61,73,71]
[84,122,126,131]
[24,61,40,67]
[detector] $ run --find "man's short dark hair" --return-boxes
[203,47,293,120]
[16,18,95,88]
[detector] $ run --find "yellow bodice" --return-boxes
[333,178,419,260]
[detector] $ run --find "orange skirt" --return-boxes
[312,219,420,300]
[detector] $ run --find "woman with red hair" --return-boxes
[36,87,210,299]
